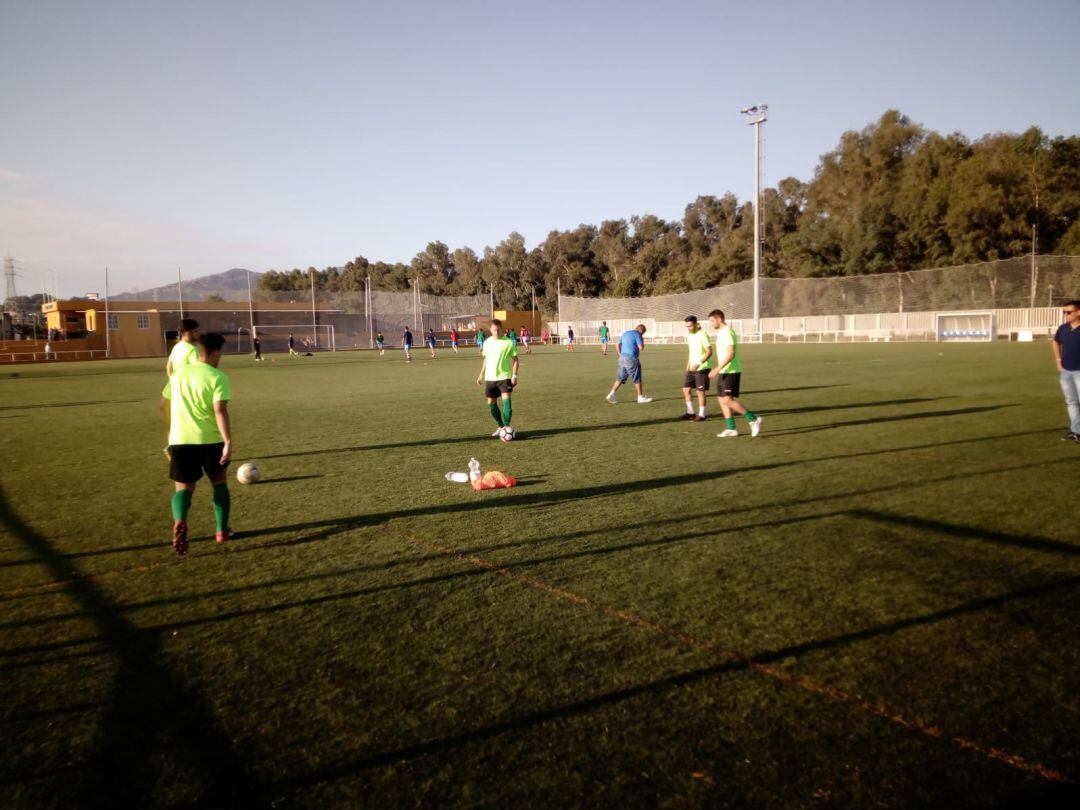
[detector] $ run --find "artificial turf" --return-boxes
[1,341,1078,808]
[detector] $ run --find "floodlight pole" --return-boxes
[741,103,767,336]
[104,267,111,359]
[310,268,318,349]
[246,270,256,350]
[366,275,373,348]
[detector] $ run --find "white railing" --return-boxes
[0,349,110,363]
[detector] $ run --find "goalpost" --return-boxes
[935,311,996,342]
[244,324,336,352]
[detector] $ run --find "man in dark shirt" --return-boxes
[1053,300,1080,442]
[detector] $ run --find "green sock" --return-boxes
[488,402,504,426]
[744,411,757,422]
[501,397,512,426]
[212,483,231,533]
[171,489,192,522]
[726,417,736,430]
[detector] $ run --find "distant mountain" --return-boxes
[112,268,261,301]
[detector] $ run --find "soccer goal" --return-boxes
[246,324,336,352]
[935,311,996,342]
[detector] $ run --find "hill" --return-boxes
[112,268,260,301]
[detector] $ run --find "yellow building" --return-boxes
[41,299,348,359]
[492,309,546,337]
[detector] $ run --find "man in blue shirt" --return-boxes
[1053,300,1080,442]
[606,324,653,404]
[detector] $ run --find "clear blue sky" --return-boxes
[1,0,1077,296]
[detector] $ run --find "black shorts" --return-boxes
[169,443,229,484]
[485,380,514,398]
[716,373,741,398]
[683,370,710,391]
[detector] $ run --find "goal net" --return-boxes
[935,311,996,342]
[245,324,336,353]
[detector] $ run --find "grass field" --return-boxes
[2,340,1079,808]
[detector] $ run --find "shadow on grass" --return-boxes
[0,701,103,727]
[256,400,1008,460]
[765,396,947,416]
[750,384,848,395]
[770,404,1015,436]
[252,572,1080,797]
[260,416,682,458]
[19,495,1079,646]
[256,474,325,485]
[0,648,105,674]
[854,511,1080,558]
[0,398,146,412]
[0,486,256,806]
[145,511,1080,636]
[1,427,1062,589]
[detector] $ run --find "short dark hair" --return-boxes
[636,324,647,333]
[1066,300,1080,310]
[180,318,199,334]
[684,315,698,324]
[197,333,226,355]
[708,309,725,320]
[490,318,502,327]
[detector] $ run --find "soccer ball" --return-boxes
[498,426,516,442]
[236,462,261,484]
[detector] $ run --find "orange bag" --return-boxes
[471,470,517,490]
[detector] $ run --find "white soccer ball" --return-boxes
[236,462,261,484]
[498,426,516,443]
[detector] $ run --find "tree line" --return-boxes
[259,110,1080,311]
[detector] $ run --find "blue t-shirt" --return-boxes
[619,329,644,358]
[1056,323,1080,371]
[403,330,413,347]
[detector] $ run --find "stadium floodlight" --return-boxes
[741,103,767,337]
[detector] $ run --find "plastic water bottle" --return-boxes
[444,472,469,483]
[468,457,481,484]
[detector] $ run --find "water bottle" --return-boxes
[444,471,469,483]
[468,457,481,484]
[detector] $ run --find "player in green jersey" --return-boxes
[598,321,610,355]
[160,333,234,555]
[166,318,199,376]
[707,309,762,437]
[476,319,520,436]
[680,315,714,422]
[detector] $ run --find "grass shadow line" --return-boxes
[254,572,1080,795]
[0,399,146,412]
[0,485,257,805]
[853,510,1080,558]
[772,404,1016,436]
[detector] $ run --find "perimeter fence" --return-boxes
[555,254,1080,342]
[101,287,492,356]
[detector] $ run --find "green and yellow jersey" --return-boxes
[686,329,714,370]
[713,324,741,373]
[162,361,231,445]
[482,336,517,380]
[168,340,198,374]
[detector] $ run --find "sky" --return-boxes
[1,0,1078,297]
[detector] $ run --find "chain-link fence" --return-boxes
[101,286,492,356]
[557,255,1080,339]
